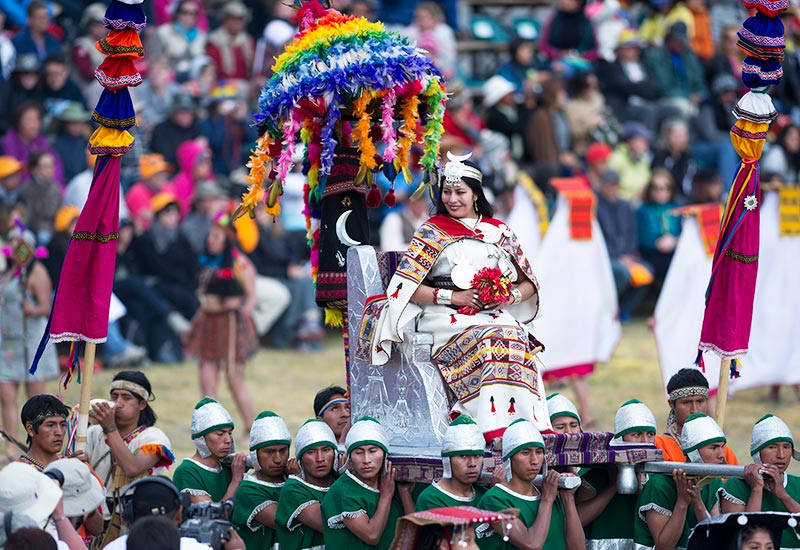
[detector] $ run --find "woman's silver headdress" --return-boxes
[442,152,483,188]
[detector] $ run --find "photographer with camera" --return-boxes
[16,394,71,471]
[0,462,88,549]
[232,410,291,549]
[174,398,248,503]
[275,418,338,550]
[103,475,245,550]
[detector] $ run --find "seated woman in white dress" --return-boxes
[372,152,551,440]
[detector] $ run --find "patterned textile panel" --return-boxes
[391,433,662,482]
[376,250,402,290]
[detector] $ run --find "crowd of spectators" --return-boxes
[0,0,797,372]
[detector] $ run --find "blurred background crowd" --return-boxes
[0,0,797,371]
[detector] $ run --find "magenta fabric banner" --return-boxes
[49,155,120,343]
[699,162,760,359]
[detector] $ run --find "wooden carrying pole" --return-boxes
[715,358,732,430]
[74,342,97,452]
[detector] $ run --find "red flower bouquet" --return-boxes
[458,267,513,315]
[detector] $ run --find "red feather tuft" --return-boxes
[383,188,396,207]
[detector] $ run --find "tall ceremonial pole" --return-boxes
[28,0,146,451]
[695,5,785,428]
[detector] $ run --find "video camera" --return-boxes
[179,499,234,550]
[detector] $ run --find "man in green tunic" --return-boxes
[720,414,800,548]
[232,410,291,550]
[321,416,415,550]
[276,418,338,550]
[173,398,247,503]
[416,415,487,511]
[477,418,585,550]
[584,398,658,549]
[634,412,726,550]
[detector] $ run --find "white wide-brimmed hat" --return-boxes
[44,458,105,517]
[0,462,62,527]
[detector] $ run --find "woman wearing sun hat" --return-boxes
[391,506,517,550]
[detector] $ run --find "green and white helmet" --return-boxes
[680,413,726,463]
[546,393,580,424]
[501,419,545,482]
[613,399,657,441]
[249,411,291,471]
[440,415,485,479]
[750,414,800,464]
[191,397,234,458]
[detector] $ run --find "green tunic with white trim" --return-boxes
[720,474,800,548]
[172,458,232,502]
[633,474,722,550]
[275,475,329,550]
[476,484,568,550]
[321,470,403,550]
[414,480,486,511]
[581,468,638,549]
[231,473,284,550]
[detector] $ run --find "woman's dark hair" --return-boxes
[434,159,494,218]
[778,123,800,176]
[201,225,241,297]
[540,80,564,110]
[11,101,43,133]
[27,150,51,172]
[4,528,58,550]
[112,371,157,427]
[568,71,594,97]
[728,525,781,550]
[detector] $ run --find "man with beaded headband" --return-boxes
[321,416,415,550]
[655,368,738,464]
[415,415,488,511]
[720,414,800,548]
[17,394,71,471]
[86,371,174,544]
[370,152,550,440]
[583,399,658,549]
[172,397,247,503]
[477,418,584,550]
[275,418,339,550]
[634,412,726,550]
[232,410,291,550]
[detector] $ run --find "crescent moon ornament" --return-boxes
[335,210,361,247]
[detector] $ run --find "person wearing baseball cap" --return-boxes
[0,155,25,206]
[125,153,173,230]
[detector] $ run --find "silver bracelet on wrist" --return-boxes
[511,287,523,305]
[438,289,453,305]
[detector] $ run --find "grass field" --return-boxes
[22,319,800,475]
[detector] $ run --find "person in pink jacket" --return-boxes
[164,139,212,218]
